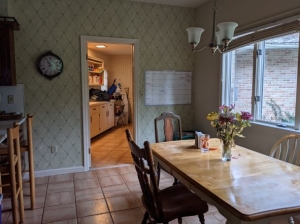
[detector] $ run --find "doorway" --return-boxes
[80,36,139,171]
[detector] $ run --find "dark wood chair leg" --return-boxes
[178,217,183,223]
[142,211,149,224]
[198,214,205,224]
[172,177,178,185]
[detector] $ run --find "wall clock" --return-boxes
[36,51,63,80]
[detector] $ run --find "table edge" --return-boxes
[152,149,300,221]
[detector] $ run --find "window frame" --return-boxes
[221,22,300,130]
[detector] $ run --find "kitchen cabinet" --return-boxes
[99,104,108,133]
[0,17,20,86]
[107,102,114,128]
[89,101,115,138]
[90,105,100,138]
[88,56,104,87]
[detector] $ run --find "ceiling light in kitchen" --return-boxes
[95,45,106,48]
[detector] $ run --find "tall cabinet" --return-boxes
[0,17,20,86]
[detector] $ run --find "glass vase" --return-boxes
[222,141,232,161]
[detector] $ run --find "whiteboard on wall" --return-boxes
[145,71,192,105]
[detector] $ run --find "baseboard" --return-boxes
[23,166,85,179]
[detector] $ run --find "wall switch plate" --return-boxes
[51,145,58,153]
[7,95,14,104]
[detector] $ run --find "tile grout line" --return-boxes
[40,176,49,224]
[72,173,79,224]
[95,169,115,223]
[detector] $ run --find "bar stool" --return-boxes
[0,114,35,210]
[5,125,25,224]
[18,114,35,210]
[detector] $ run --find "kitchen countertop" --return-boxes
[0,117,26,144]
[89,100,115,106]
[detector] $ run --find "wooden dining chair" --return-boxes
[6,125,25,224]
[125,129,208,224]
[154,112,182,143]
[269,134,300,166]
[154,112,182,185]
[269,134,300,224]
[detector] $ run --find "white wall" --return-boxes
[0,84,25,115]
[194,0,300,154]
[87,49,110,70]
[108,55,133,122]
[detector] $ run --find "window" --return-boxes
[222,30,300,129]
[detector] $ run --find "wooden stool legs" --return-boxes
[25,114,35,210]
[18,114,35,210]
[8,125,24,224]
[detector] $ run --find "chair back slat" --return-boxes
[295,144,300,166]
[154,112,182,143]
[125,129,162,219]
[270,134,300,166]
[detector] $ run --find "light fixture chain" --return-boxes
[214,0,218,11]
[209,0,218,54]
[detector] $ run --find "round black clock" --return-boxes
[36,51,63,80]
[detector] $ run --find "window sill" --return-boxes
[250,121,300,135]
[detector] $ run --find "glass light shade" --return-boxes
[186,27,205,45]
[217,22,238,41]
[216,31,223,45]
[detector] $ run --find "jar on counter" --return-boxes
[93,76,99,84]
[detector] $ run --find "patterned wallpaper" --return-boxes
[6,0,196,171]
[0,0,8,16]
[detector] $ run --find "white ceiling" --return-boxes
[87,43,132,56]
[88,0,209,55]
[129,0,209,8]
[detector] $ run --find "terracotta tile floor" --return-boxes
[90,123,133,168]
[1,125,299,223]
[1,166,228,224]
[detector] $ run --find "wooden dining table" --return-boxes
[150,139,300,224]
[0,117,26,144]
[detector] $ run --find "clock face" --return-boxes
[37,51,63,80]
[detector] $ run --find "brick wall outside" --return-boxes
[231,47,298,123]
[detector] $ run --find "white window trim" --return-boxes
[222,22,300,131]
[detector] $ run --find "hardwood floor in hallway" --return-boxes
[91,123,133,168]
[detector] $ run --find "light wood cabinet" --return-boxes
[107,102,114,128]
[90,105,100,138]
[99,104,108,133]
[90,101,115,138]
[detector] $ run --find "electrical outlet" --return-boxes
[51,145,58,153]
[7,95,14,104]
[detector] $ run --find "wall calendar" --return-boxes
[145,71,192,105]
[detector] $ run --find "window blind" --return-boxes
[227,20,300,51]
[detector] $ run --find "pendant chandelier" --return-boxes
[186,0,238,54]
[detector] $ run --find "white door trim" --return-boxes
[80,36,139,171]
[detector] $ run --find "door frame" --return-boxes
[80,36,139,171]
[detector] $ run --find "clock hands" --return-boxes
[37,51,63,80]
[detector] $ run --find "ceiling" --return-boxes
[128,0,209,8]
[87,43,132,56]
[88,0,209,55]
